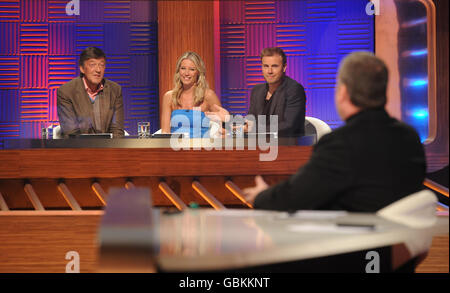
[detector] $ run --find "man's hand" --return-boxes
[205,104,230,122]
[243,175,269,206]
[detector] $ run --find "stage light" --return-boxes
[408,79,428,87]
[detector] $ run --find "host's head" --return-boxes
[335,51,388,120]
[79,47,106,90]
[172,51,208,108]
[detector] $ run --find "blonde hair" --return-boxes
[171,51,209,108]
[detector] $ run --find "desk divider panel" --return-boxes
[57,182,81,211]
[0,191,9,211]
[23,183,44,211]
[192,180,226,210]
[158,181,187,211]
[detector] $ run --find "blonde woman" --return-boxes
[161,51,228,137]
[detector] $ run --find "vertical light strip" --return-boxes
[418,0,437,144]
[213,0,221,97]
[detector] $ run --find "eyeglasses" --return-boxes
[87,63,106,70]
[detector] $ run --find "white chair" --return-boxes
[53,125,62,139]
[304,116,332,142]
[376,190,437,262]
[51,125,129,138]
[377,189,437,229]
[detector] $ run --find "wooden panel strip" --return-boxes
[158,1,215,119]
[0,191,10,211]
[192,181,226,210]
[0,210,103,216]
[0,146,313,179]
[91,182,107,206]
[225,180,253,208]
[57,183,82,211]
[24,183,45,211]
[158,182,187,211]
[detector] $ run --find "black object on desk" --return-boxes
[69,133,113,139]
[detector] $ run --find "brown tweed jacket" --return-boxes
[57,76,124,138]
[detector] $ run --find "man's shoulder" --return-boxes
[284,75,304,90]
[58,76,81,92]
[250,83,266,93]
[104,78,121,91]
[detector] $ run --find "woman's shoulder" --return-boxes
[163,90,173,98]
[204,88,219,102]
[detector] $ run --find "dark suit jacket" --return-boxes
[248,75,306,137]
[57,76,124,138]
[254,108,426,212]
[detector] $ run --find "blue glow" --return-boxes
[409,79,428,87]
[410,49,428,56]
[401,17,427,28]
[411,109,429,119]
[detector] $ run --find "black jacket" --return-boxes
[248,76,306,137]
[254,108,426,212]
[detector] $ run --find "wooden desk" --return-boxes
[0,138,313,209]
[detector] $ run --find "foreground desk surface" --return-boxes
[135,209,449,272]
[0,209,448,273]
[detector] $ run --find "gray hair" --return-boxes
[338,51,388,109]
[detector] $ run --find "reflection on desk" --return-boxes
[151,208,439,272]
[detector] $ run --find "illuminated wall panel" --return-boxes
[219,0,374,128]
[0,0,158,140]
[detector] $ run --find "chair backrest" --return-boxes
[376,189,438,260]
[304,116,332,142]
[52,125,129,138]
[376,189,437,229]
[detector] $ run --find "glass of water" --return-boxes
[137,122,150,138]
[232,121,245,138]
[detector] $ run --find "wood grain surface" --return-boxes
[157,0,216,119]
[0,146,312,179]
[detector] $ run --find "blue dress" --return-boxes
[170,109,210,138]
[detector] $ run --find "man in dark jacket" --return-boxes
[244,51,426,212]
[246,47,306,137]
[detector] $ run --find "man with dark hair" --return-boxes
[244,51,426,212]
[57,47,124,137]
[246,47,306,137]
